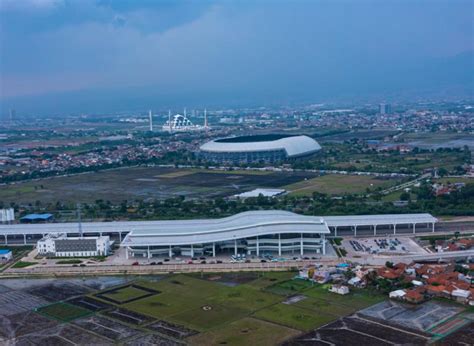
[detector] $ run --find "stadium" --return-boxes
[199,134,321,163]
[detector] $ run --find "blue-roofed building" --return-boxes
[20,213,53,223]
[0,249,12,261]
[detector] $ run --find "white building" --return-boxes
[122,210,329,259]
[0,208,14,223]
[0,249,12,261]
[389,289,407,299]
[162,110,209,132]
[233,188,286,199]
[37,234,111,257]
[329,285,350,295]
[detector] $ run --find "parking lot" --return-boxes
[342,236,427,257]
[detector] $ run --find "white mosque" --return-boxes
[162,109,210,132]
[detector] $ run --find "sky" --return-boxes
[0,0,473,115]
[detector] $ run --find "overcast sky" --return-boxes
[0,0,473,114]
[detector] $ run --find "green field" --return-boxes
[285,174,399,196]
[36,302,92,322]
[11,261,37,268]
[187,317,301,345]
[84,273,386,341]
[100,285,151,303]
[265,278,315,295]
[253,303,337,331]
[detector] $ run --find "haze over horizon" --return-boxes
[0,0,473,115]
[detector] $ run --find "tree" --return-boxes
[399,192,411,201]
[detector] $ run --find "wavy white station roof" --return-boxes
[200,135,321,157]
[0,212,437,238]
[122,210,329,246]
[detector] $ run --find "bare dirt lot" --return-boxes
[0,166,320,204]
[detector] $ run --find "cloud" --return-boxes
[0,0,64,11]
[0,0,473,112]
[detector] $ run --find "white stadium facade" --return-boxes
[199,134,321,164]
[0,211,438,259]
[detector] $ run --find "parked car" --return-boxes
[132,262,139,266]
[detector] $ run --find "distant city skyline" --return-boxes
[0,0,473,115]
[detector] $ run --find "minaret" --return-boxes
[204,108,208,128]
[168,110,172,132]
[184,107,187,118]
[149,110,153,131]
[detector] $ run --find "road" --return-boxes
[1,259,342,278]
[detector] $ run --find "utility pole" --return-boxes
[77,203,83,238]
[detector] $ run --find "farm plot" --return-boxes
[74,315,142,341]
[146,320,198,339]
[0,311,58,341]
[285,315,430,345]
[125,333,184,346]
[96,283,160,304]
[67,295,115,312]
[102,307,155,325]
[27,281,92,302]
[36,302,92,322]
[14,324,112,346]
[0,291,49,316]
[359,300,463,331]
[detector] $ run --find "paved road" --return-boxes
[1,259,343,278]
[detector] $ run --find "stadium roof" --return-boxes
[200,135,321,157]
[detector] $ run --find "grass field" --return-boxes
[90,273,386,340]
[265,278,315,295]
[36,302,92,322]
[187,317,300,346]
[253,303,337,331]
[100,286,151,303]
[285,174,399,196]
[11,261,37,268]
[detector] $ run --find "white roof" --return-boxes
[0,212,437,236]
[324,213,437,227]
[234,188,286,198]
[200,135,321,157]
[389,290,406,297]
[452,289,470,298]
[122,210,329,246]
